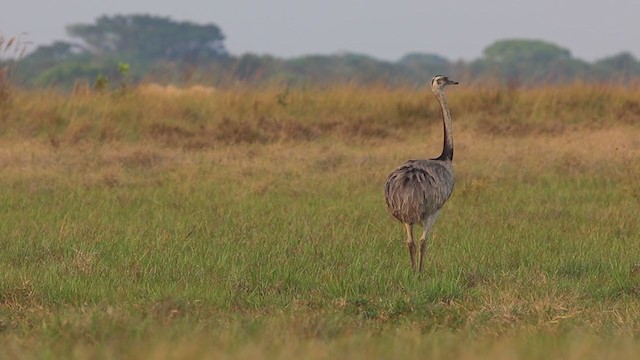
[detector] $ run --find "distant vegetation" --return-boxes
[4,14,640,88]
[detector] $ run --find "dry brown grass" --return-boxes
[0,121,637,185]
[2,84,638,149]
[0,83,637,182]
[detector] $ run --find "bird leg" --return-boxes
[404,223,417,270]
[418,212,440,272]
[418,233,428,272]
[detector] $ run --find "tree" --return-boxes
[283,53,399,85]
[14,41,90,86]
[592,52,640,82]
[15,15,231,87]
[232,54,282,82]
[19,41,87,67]
[479,39,587,84]
[397,53,449,71]
[484,39,571,64]
[32,61,103,87]
[396,53,451,84]
[66,14,228,63]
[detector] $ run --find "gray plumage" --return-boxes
[385,160,453,224]
[384,75,458,271]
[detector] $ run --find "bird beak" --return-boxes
[446,79,459,85]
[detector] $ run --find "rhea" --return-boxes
[384,75,458,271]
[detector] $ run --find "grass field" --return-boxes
[0,83,639,359]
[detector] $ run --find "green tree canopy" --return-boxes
[478,39,587,84]
[397,53,448,69]
[592,52,640,82]
[20,41,86,66]
[397,53,451,83]
[16,15,230,87]
[66,14,228,62]
[483,39,571,64]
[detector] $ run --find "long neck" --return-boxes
[435,91,453,161]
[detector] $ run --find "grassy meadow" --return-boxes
[0,83,639,359]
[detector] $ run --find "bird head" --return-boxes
[431,75,458,94]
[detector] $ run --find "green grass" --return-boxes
[1,85,640,358]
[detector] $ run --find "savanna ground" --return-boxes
[0,83,639,359]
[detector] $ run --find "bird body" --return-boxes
[384,75,458,271]
[384,159,453,225]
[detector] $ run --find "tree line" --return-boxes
[6,14,640,89]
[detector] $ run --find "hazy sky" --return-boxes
[2,0,639,61]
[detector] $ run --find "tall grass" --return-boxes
[0,84,639,358]
[2,83,639,145]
